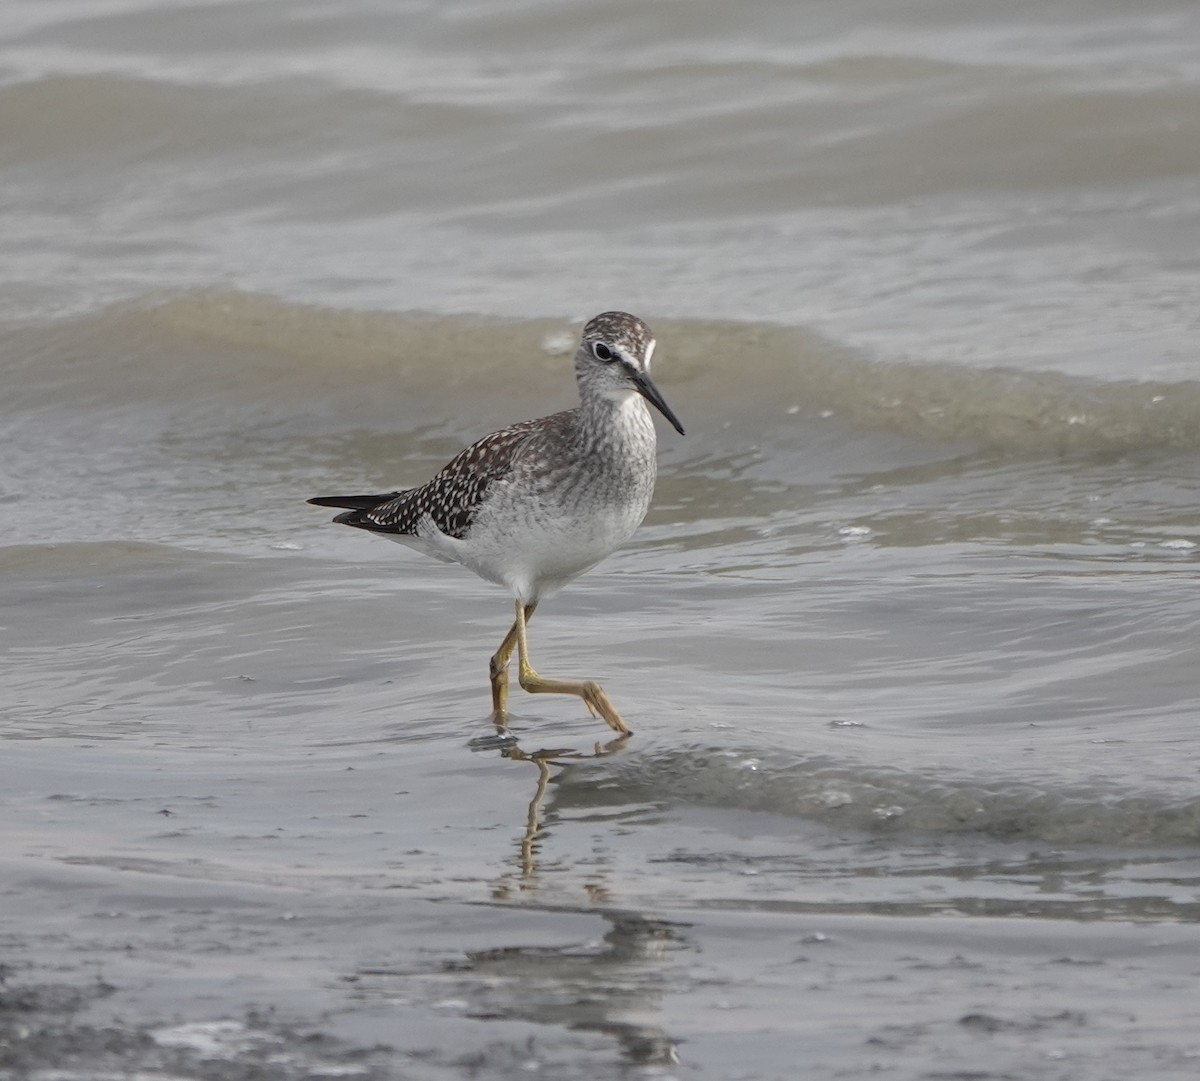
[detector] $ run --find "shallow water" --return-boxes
[3,1,1200,1078]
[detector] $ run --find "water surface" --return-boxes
[2,2,1199,1077]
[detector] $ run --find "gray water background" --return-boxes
[2,2,1200,1078]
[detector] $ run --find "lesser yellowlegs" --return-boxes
[309,311,684,735]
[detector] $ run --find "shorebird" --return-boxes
[309,312,684,735]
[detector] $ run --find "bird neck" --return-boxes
[577,390,656,457]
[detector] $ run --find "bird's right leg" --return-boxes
[513,598,632,736]
[490,602,537,726]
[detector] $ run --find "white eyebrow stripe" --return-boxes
[643,338,656,367]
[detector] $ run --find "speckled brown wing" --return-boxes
[315,414,567,540]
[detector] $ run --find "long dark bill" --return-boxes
[632,370,686,436]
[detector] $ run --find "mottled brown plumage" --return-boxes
[314,415,559,540]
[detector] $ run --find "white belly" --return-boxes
[465,499,646,601]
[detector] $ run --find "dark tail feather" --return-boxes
[307,492,401,511]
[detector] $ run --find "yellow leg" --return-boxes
[512,598,632,736]
[490,602,537,725]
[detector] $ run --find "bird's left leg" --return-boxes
[490,601,537,725]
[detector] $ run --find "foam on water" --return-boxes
[582,744,1200,849]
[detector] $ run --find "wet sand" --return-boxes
[5,795,1200,1080]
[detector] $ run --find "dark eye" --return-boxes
[591,342,614,362]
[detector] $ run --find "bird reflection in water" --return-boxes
[462,736,680,1067]
[486,733,628,897]
[457,912,684,1069]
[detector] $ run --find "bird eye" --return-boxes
[591,342,614,362]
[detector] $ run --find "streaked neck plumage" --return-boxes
[574,359,658,463]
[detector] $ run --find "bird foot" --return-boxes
[579,680,632,735]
